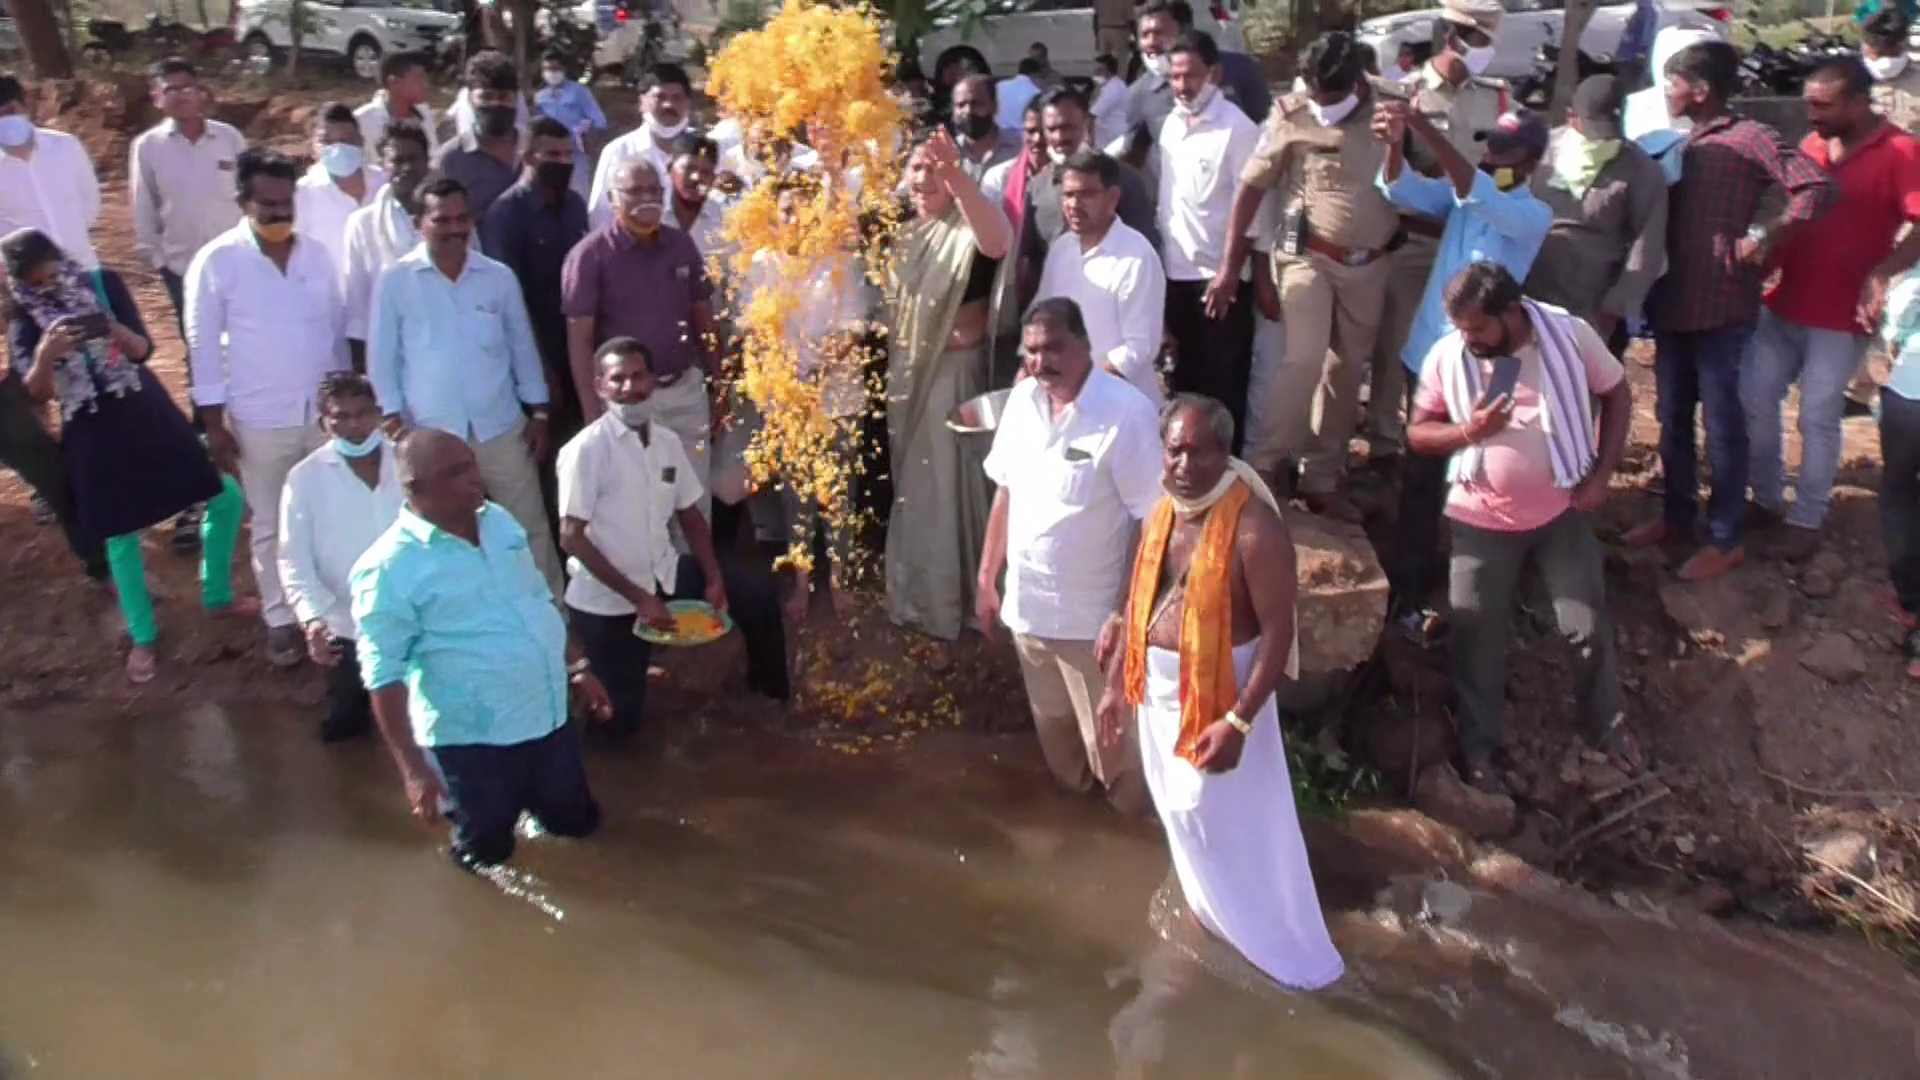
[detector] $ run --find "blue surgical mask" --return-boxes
[333,432,383,458]
[0,115,33,148]
[320,142,364,179]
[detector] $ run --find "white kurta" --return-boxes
[1138,639,1343,991]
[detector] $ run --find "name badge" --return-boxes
[674,265,691,282]
[216,159,235,172]
[662,466,677,484]
[1063,446,1093,464]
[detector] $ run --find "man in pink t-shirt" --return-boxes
[1408,261,1637,798]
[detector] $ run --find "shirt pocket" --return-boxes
[468,294,509,355]
[1053,444,1102,506]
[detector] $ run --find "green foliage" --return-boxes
[1285,728,1381,820]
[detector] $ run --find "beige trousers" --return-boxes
[1249,252,1391,491]
[469,421,563,599]
[233,420,326,628]
[1013,633,1149,817]
[1366,236,1439,454]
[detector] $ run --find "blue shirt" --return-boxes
[1882,270,1920,402]
[368,245,549,442]
[533,79,607,155]
[351,503,568,749]
[1381,167,1553,374]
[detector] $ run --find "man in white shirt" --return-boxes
[1156,31,1260,454]
[355,51,439,157]
[0,75,100,268]
[586,62,694,228]
[187,148,351,668]
[665,135,728,258]
[1034,151,1167,406]
[558,338,789,742]
[296,102,388,279]
[278,373,404,742]
[976,299,1166,816]
[341,119,430,371]
[1089,53,1128,149]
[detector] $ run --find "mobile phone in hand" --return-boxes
[64,313,111,340]
[1479,355,1521,407]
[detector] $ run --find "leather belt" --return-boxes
[1399,214,1445,240]
[1304,233,1391,267]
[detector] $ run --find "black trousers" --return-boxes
[1883,388,1920,618]
[569,554,789,739]
[321,637,374,742]
[430,723,600,868]
[1386,377,1450,618]
[1164,279,1254,454]
[0,378,105,579]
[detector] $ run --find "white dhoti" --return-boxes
[1138,639,1344,992]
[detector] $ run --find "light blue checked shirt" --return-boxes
[534,78,608,155]
[351,503,567,749]
[368,245,548,442]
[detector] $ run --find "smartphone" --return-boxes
[62,313,110,340]
[1480,355,1522,407]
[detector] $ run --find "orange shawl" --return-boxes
[1122,481,1252,765]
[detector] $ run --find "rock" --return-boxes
[1800,568,1838,600]
[1353,704,1456,788]
[1758,588,1793,631]
[1504,816,1558,866]
[1419,879,1473,927]
[1799,633,1867,684]
[1287,512,1388,684]
[1689,882,1740,917]
[1414,763,1519,840]
[1800,828,1877,880]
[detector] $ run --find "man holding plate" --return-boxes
[556,337,790,742]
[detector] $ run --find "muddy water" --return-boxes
[2,704,1916,1080]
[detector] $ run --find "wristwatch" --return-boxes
[567,658,591,678]
[529,408,551,423]
[1223,710,1252,736]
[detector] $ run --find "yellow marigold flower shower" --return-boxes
[707,1,907,578]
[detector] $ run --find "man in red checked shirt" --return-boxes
[1625,40,1837,582]
[1742,56,1920,563]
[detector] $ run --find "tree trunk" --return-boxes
[1550,0,1599,120]
[14,0,73,79]
[512,0,532,80]
[288,0,303,81]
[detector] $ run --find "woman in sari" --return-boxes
[884,130,1014,640]
[4,229,246,683]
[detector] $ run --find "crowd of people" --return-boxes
[4,0,1920,995]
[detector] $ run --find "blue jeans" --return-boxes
[1741,310,1869,530]
[1654,323,1754,551]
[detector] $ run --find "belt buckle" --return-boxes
[1342,248,1370,267]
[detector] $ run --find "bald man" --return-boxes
[350,428,611,871]
[562,158,721,523]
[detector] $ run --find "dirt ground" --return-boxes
[4,72,1919,956]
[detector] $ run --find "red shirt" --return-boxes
[1766,123,1920,334]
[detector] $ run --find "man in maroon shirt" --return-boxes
[1624,40,1836,581]
[560,158,720,519]
[1743,56,1920,562]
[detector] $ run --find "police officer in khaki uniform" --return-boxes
[1363,0,1508,461]
[1213,33,1397,519]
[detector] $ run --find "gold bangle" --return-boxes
[1224,710,1252,736]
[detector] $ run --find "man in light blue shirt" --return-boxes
[368,174,564,596]
[351,428,611,870]
[1373,100,1552,647]
[534,46,607,198]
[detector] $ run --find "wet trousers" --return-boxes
[431,723,601,868]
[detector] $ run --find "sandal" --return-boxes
[125,645,157,685]
[1594,713,1647,777]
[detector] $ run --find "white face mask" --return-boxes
[1142,53,1172,78]
[1046,139,1090,166]
[542,69,566,87]
[1461,43,1496,76]
[646,115,689,142]
[1175,84,1219,119]
[1868,53,1910,81]
[1308,93,1359,128]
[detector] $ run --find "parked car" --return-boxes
[918,0,1250,81]
[1355,0,1732,82]
[566,0,688,81]
[234,0,463,79]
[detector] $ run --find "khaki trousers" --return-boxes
[469,421,563,600]
[1013,633,1149,817]
[234,420,326,628]
[1248,252,1390,491]
[1367,236,1439,454]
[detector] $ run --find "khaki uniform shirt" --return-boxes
[1400,66,1507,180]
[1525,132,1670,324]
[1873,65,1920,135]
[1241,92,1400,253]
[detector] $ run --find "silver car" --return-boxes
[235,0,463,80]
[1357,0,1732,82]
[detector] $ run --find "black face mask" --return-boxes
[952,112,996,141]
[476,105,517,140]
[534,159,573,193]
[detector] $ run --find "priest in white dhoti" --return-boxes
[1095,392,1344,992]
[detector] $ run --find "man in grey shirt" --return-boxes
[431,51,523,229]
[1026,85,1158,254]
[951,74,1019,184]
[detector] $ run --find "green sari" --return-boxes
[882,203,1016,640]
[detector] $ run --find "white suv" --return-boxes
[235,0,463,80]
[1356,0,1731,82]
[918,0,1251,80]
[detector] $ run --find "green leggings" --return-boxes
[105,474,245,647]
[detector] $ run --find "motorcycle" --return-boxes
[82,12,233,68]
[1514,31,1615,112]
